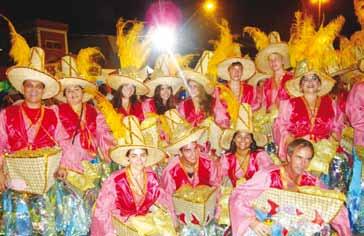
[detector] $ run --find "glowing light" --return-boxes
[203,0,216,13]
[310,0,329,3]
[151,26,176,52]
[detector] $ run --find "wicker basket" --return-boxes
[112,215,160,236]
[4,148,61,195]
[173,185,217,226]
[252,188,344,223]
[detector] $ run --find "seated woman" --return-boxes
[91,118,176,236]
[229,139,351,236]
[274,60,343,161]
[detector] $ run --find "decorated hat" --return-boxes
[217,56,256,81]
[180,50,215,94]
[56,54,97,102]
[220,104,267,150]
[110,116,166,167]
[248,72,270,86]
[244,27,290,75]
[145,53,185,97]
[286,60,336,97]
[106,19,150,96]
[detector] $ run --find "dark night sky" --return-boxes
[0,0,360,64]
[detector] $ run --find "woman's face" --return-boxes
[159,85,172,101]
[180,142,199,165]
[188,80,200,98]
[121,84,136,99]
[300,73,321,95]
[268,53,284,72]
[65,85,83,105]
[128,148,147,171]
[234,131,253,151]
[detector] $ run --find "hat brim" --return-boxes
[6,66,60,99]
[248,73,270,86]
[110,144,166,167]
[165,128,207,155]
[217,57,256,81]
[56,77,97,103]
[286,71,336,97]
[145,76,183,97]
[220,128,268,150]
[255,43,290,75]
[181,70,214,94]
[107,74,149,96]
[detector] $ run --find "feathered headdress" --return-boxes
[243,26,269,51]
[0,14,30,66]
[76,47,105,82]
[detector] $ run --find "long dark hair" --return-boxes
[228,131,258,154]
[112,84,138,110]
[153,84,176,114]
[189,80,212,116]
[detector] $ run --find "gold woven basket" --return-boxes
[4,148,61,195]
[252,188,344,223]
[112,215,160,236]
[173,185,217,226]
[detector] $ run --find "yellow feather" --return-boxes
[216,84,239,125]
[0,14,30,66]
[116,19,151,70]
[208,19,240,83]
[76,47,105,82]
[84,87,128,140]
[243,26,269,51]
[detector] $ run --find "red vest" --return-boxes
[5,104,57,151]
[263,72,292,109]
[269,168,318,189]
[288,95,335,141]
[178,99,207,127]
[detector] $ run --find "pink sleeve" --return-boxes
[177,101,186,120]
[212,88,231,129]
[96,111,115,162]
[219,154,230,181]
[346,82,364,145]
[209,158,222,187]
[250,86,260,112]
[331,99,344,140]
[256,150,274,170]
[273,99,293,160]
[230,168,273,236]
[142,98,157,115]
[330,206,351,236]
[0,110,8,167]
[91,171,119,236]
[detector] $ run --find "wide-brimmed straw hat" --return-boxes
[145,53,183,97]
[110,116,166,167]
[255,32,290,75]
[7,47,60,99]
[286,60,336,97]
[217,56,256,81]
[56,55,97,102]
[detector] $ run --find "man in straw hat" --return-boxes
[91,116,176,236]
[161,125,220,225]
[229,138,350,236]
[244,28,292,112]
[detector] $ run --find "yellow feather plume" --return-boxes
[207,19,240,82]
[243,26,269,51]
[84,87,128,140]
[216,84,239,125]
[337,36,356,69]
[116,19,151,70]
[76,47,105,82]
[0,14,30,66]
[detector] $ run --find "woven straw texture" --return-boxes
[5,148,61,195]
[173,188,217,226]
[252,188,343,223]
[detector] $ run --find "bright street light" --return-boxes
[310,0,330,24]
[151,26,176,52]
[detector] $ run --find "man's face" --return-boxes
[22,80,45,104]
[268,53,284,72]
[287,146,313,176]
[228,64,243,81]
[180,142,199,164]
[355,0,364,26]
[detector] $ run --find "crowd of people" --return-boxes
[1,2,364,235]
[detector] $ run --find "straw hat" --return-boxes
[110,116,165,167]
[248,72,270,86]
[165,125,207,155]
[181,51,215,94]
[107,68,149,96]
[220,104,267,150]
[6,47,60,99]
[217,56,256,81]
[255,32,290,75]
[286,60,336,97]
[145,53,183,97]
[56,55,97,102]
